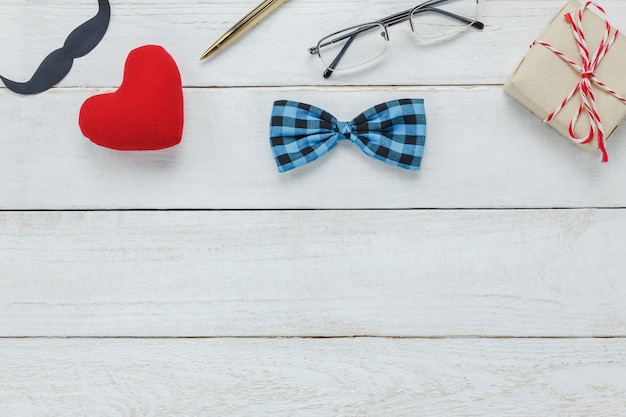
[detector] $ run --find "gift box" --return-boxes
[504,0,626,162]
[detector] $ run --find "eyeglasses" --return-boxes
[309,0,484,79]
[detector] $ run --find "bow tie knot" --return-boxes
[270,99,427,172]
[335,120,356,141]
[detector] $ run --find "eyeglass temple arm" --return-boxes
[408,7,484,29]
[322,32,358,79]
[395,0,483,28]
[382,7,484,29]
[309,24,380,55]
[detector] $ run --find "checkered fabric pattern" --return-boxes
[269,99,426,172]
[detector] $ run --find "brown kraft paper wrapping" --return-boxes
[504,0,626,157]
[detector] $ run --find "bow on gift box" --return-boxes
[269,99,426,172]
[532,1,626,163]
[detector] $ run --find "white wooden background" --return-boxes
[1,0,626,415]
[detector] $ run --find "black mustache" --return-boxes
[1,0,111,95]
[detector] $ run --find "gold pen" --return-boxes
[200,0,287,61]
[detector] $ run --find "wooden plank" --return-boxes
[1,87,626,210]
[1,209,625,337]
[1,1,626,87]
[1,337,626,416]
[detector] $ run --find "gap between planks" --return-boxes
[1,336,625,340]
[2,207,626,212]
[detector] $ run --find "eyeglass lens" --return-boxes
[317,24,388,73]
[411,0,478,40]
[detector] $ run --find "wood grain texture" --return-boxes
[1,209,625,337]
[1,337,626,417]
[1,0,626,87]
[2,87,626,210]
[1,0,626,414]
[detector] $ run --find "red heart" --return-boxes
[79,45,184,151]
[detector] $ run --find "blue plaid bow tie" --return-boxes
[269,99,426,172]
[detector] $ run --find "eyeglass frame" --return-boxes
[308,0,485,79]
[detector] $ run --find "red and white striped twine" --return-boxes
[531,1,626,163]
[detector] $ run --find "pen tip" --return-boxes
[199,44,220,61]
